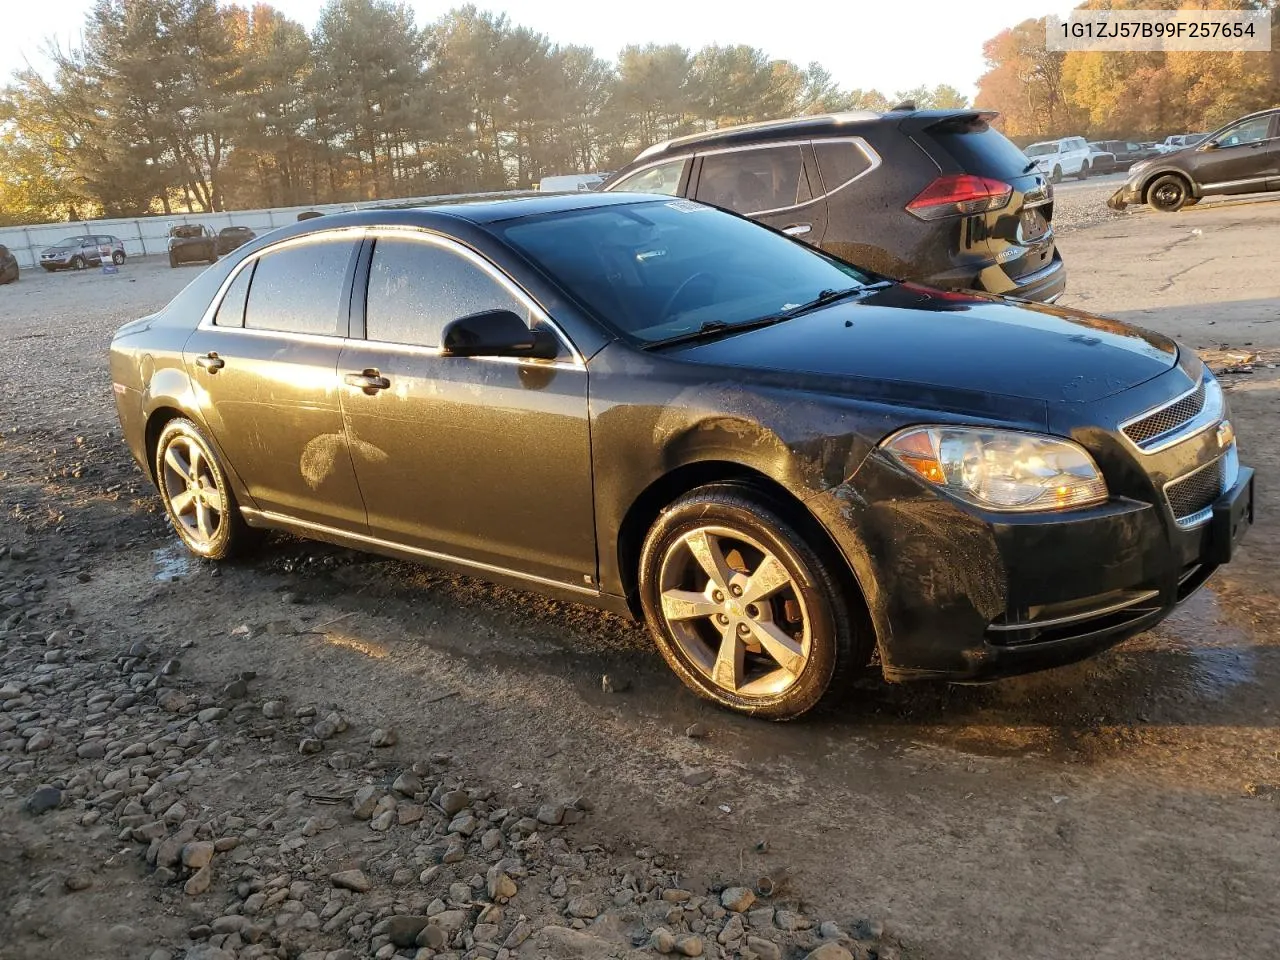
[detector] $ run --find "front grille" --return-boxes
[1123,380,1206,446]
[1165,456,1224,522]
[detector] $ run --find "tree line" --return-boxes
[976,0,1280,144]
[0,0,969,225]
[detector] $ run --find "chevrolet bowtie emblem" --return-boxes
[1217,420,1235,450]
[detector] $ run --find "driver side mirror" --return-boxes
[1201,139,1219,150]
[440,309,559,361]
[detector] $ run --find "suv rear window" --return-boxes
[812,142,873,194]
[925,116,1033,179]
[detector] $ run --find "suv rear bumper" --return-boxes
[928,250,1066,303]
[1004,252,1066,303]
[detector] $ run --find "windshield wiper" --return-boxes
[774,285,870,319]
[1022,160,1038,173]
[642,315,790,350]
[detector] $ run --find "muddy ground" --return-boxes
[3,194,1280,960]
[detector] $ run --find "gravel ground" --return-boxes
[4,203,1280,960]
[1043,172,1127,233]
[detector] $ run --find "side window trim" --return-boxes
[692,141,821,217]
[196,228,365,341]
[360,227,585,368]
[807,137,882,204]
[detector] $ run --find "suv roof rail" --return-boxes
[632,109,883,162]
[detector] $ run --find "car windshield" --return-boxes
[53,237,80,246]
[1024,143,1057,157]
[496,199,872,344]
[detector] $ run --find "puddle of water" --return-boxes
[1164,588,1257,696]
[151,544,193,582]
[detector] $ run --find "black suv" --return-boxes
[603,109,1065,302]
[167,224,218,267]
[1093,139,1159,171]
[1109,108,1280,213]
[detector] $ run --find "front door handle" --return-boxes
[195,353,224,372]
[344,370,391,394]
[782,223,812,237]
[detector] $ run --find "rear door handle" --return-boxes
[195,353,224,372]
[782,223,812,237]
[344,370,390,393]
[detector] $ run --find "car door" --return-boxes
[691,143,827,245]
[183,232,369,530]
[1194,114,1280,193]
[336,230,597,588]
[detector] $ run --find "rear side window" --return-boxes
[244,238,356,336]
[365,238,525,348]
[813,141,873,194]
[926,117,1035,179]
[696,145,809,214]
[214,263,254,328]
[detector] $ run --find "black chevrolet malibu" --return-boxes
[108,193,1254,719]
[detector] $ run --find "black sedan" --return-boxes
[1109,107,1280,212]
[108,193,1254,719]
[217,226,257,255]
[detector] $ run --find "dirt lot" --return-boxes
[3,194,1280,960]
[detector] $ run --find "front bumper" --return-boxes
[834,451,1254,683]
[1107,179,1143,210]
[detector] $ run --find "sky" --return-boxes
[2,0,1079,98]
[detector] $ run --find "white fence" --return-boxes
[0,191,525,269]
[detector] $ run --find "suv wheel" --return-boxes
[70,255,86,270]
[169,251,179,268]
[112,251,125,265]
[1050,165,1062,184]
[1077,161,1089,180]
[638,485,868,720]
[1148,174,1190,213]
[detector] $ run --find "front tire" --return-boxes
[1077,161,1089,180]
[1148,174,1190,212]
[154,418,260,560]
[169,251,179,268]
[638,485,867,720]
[70,255,86,270]
[1051,165,1062,184]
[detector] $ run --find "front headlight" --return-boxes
[882,426,1108,512]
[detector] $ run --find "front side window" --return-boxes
[497,199,871,344]
[365,237,525,348]
[610,158,688,197]
[243,237,356,336]
[696,146,809,214]
[1216,117,1272,148]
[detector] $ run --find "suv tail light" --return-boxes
[906,175,1013,220]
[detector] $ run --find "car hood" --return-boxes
[42,246,71,254]
[668,284,1178,405]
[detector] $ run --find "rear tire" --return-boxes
[154,418,261,560]
[638,485,868,720]
[112,251,125,265]
[1147,174,1190,213]
[169,252,179,268]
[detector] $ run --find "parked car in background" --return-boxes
[108,194,1254,719]
[1109,108,1280,213]
[537,173,609,192]
[1023,136,1093,182]
[40,235,127,271]
[1094,140,1160,171]
[604,108,1065,302]
[1157,134,1209,153]
[168,224,218,267]
[1087,142,1117,175]
[0,244,17,284]
[217,226,257,255]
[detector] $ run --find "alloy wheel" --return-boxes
[160,435,225,545]
[657,525,811,699]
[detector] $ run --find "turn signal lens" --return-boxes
[883,426,1108,511]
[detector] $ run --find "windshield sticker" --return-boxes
[665,199,709,213]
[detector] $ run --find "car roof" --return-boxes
[621,108,996,164]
